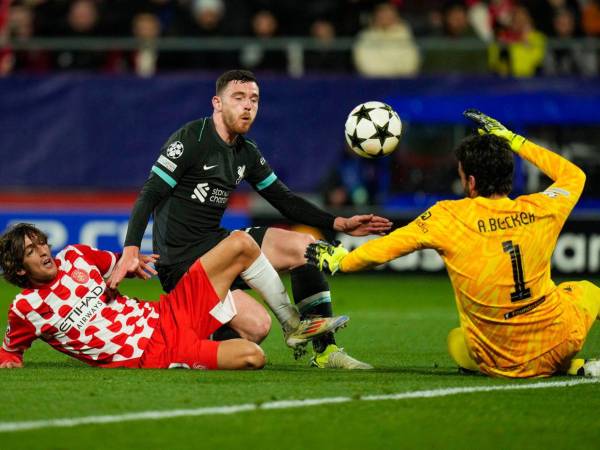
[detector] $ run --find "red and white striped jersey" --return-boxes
[1,245,159,367]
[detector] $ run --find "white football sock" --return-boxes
[240,253,300,331]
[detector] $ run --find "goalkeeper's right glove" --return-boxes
[305,240,348,275]
[463,109,526,152]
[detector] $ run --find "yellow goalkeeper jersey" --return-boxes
[341,141,586,371]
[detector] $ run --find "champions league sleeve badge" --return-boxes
[166,141,184,159]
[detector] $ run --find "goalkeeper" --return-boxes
[307,109,600,378]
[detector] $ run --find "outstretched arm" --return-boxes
[307,203,447,274]
[464,108,585,189]
[464,109,586,217]
[333,214,392,236]
[259,179,392,235]
[306,221,428,274]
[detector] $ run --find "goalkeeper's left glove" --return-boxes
[305,240,348,275]
[463,109,526,152]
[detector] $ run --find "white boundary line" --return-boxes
[1,378,597,433]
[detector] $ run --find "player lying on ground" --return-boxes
[0,223,346,370]
[306,109,600,378]
[109,69,390,369]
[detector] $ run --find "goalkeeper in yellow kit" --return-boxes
[306,109,600,378]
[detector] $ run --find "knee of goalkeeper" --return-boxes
[305,240,348,275]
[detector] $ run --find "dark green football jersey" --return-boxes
[149,117,275,265]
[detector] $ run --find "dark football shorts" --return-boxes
[158,226,269,293]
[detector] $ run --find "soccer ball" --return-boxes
[344,101,402,159]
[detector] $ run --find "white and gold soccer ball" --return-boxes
[344,101,402,158]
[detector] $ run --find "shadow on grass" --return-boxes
[263,363,470,377]
[18,361,477,379]
[20,360,86,369]
[374,365,481,376]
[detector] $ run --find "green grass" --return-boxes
[1,274,599,450]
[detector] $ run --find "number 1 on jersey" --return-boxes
[502,240,532,302]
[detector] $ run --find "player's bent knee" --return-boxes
[582,280,600,300]
[447,327,479,372]
[217,339,265,370]
[229,230,260,260]
[253,313,272,343]
[573,280,600,321]
[240,314,271,344]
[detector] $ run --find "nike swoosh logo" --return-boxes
[203,164,217,170]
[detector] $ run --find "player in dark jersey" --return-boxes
[109,70,392,369]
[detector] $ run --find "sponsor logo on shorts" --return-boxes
[158,155,177,172]
[166,141,184,159]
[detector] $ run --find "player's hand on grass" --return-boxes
[305,240,348,275]
[463,109,526,152]
[0,360,23,369]
[334,214,392,236]
[0,351,23,368]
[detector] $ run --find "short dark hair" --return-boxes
[454,134,514,197]
[215,69,257,95]
[0,223,50,288]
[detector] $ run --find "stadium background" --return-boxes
[1,0,599,276]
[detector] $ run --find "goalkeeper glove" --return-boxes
[305,240,348,275]
[463,109,526,152]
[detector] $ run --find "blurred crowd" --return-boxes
[1,0,600,77]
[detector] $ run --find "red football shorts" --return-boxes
[141,259,236,370]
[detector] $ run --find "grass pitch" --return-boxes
[1,274,599,450]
